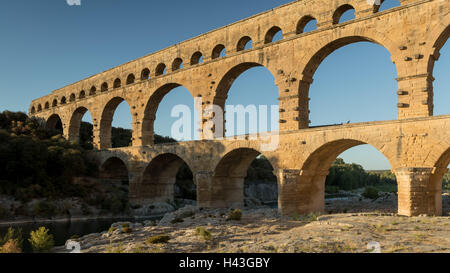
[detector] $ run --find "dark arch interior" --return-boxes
[214,148,278,208]
[79,91,86,99]
[155,63,167,76]
[264,26,283,44]
[69,94,76,102]
[141,68,150,80]
[237,36,252,52]
[46,114,63,134]
[60,97,67,104]
[99,157,129,212]
[113,78,121,89]
[191,51,203,65]
[52,99,58,107]
[101,82,108,92]
[212,44,226,59]
[172,58,183,71]
[297,16,317,34]
[142,154,196,203]
[90,86,97,95]
[126,74,135,85]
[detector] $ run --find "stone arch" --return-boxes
[155,63,167,76]
[69,93,76,102]
[79,90,86,99]
[52,99,58,107]
[99,157,129,187]
[139,153,195,203]
[236,36,252,52]
[101,82,108,92]
[113,78,122,89]
[213,62,279,136]
[60,96,67,105]
[297,138,396,214]
[427,25,449,115]
[30,106,36,114]
[172,58,183,71]
[44,102,50,109]
[99,96,132,149]
[191,51,203,65]
[90,86,97,95]
[46,114,63,131]
[375,0,401,13]
[209,147,277,208]
[142,83,195,145]
[264,26,283,44]
[299,35,398,127]
[37,104,42,112]
[296,15,317,34]
[126,74,135,85]
[141,68,150,80]
[332,4,355,24]
[68,106,92,143]
[212,44,226,59]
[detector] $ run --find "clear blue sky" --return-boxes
[0,0,448,170]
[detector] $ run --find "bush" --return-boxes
[226,209,242,221]
[362,186,380,200]
[29,227,54,253]
[108,227,118,234]
[195,227,212,241]
[146,235,170,244]
[34,200,58,218]
[0,239,22,253]
[0,227,24,248]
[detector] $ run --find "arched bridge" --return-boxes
[29,0,449,217]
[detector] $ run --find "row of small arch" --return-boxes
[30,1,399,114]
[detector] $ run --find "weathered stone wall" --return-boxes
[28,0,449,217]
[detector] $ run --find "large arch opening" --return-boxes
[140,153,195,205]
[45,114,63,134]
[100,97,133,149]
[98,157,129,213]
[430,147,450,216]
[68,107,94,150]
[142,84,198,145]
[301,140,396,214]
[303,38,397,127]
[210,148,278,208]
[431,26,450,116]
[214,63,279,138]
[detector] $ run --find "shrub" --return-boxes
[195,227,212,241]
[146,235,170,244]
[226,209,242,221]
[0,239,22,253]
[0,227,24,248]
[29,227,54,253]
[362,186,380,200]
[33,201,57,218]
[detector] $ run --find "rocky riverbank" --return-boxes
[53,193,450,253]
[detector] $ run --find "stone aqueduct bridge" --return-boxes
[29,0,449,216]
